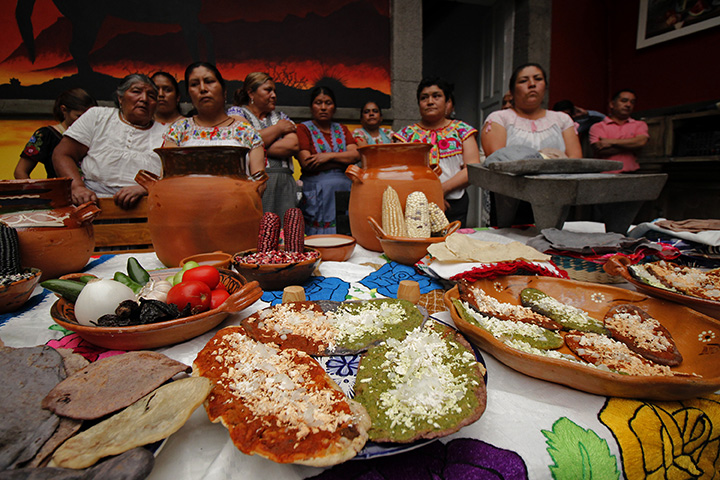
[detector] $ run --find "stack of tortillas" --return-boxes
[427,233,551,263]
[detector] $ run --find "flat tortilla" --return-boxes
[0,346,65,470]
[0,448,154,480]
[427,233,550,263]
[353,322,486,443]
[42,351,190,420]
[242,299,425,355]
[193,326,370,466]
[51,376,212,469]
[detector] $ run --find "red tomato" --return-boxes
[182,265,220,290]
[166,281,212,314]
[210,288,230,310]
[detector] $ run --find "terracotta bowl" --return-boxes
[49,268,263,350]
[367,216,461,266]
[445,276,720,401]
[180,251,233,269]
[0,268,42,314]
[304,235,356,262]
[232,247,321,291]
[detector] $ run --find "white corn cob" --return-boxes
[382,186,407,237]
[428,202,449,233]
[405,191,431,238]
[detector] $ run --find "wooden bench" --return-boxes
[93,197,153,253]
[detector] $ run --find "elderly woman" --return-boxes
[151,71,183,125]
[163,62,264,176]
[297,86,360,235]
[53,74,165,209]
[229,72,298,223]
[16,88,96,179]
[353,101,393,146]
[481,63,581,158]
[393,77,480,227]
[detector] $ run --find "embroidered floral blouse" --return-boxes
[164,116,263,150]
[393,120,478,200]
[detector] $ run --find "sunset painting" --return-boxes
[0,0,391,107]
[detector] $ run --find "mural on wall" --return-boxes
[0,0,391,108]
[637,0,720,48]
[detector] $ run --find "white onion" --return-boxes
[74,279,136,326]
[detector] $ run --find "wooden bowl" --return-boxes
[180,251,233,269]
[367,216,461,266]
[0,268,42,313]
[232,247,321,291]
[50,268,262,350]
[604,254,720,320]
[304,235,356,262]
[445,276,720,400]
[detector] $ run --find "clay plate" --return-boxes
[180,251,233,269]
[444,275,720,400]
[0,267,42,313]
[304,235,356,262]
[604,254,720,321]
[50,268,262,350]
[368,217,461,266]
[232,247,321,291]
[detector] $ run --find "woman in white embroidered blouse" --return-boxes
[481,63,581,158]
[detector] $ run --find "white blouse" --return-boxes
[484,109,574,153]
[65,107,165,195]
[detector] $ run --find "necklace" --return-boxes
[118,110,153,129]
[196,116,234,128]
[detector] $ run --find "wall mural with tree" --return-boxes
[0,0,391,108]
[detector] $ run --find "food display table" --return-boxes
[468,164,668,233]
[2,226,720,480]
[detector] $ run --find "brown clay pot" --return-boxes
[0,178,99,281]
[137,146,268,267]
[346,143,444,252]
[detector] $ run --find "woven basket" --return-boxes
[551,255,624,284]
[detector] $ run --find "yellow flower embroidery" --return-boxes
[600,395,720,479]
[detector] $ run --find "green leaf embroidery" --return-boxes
[542,417,620,480]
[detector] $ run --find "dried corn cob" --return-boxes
[257,212,281,252]
[283,208,305,253]
[405,191,431,238]
[0,222,21,276]
[381,186,407,237]
[428,202,449,233]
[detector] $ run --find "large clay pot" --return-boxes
[136,146,268,267]
[346,143,444,252]
[0,178,99,281]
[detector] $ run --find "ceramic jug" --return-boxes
[0,178,99,280]
[346,143,444,252]
[136,146,268,267]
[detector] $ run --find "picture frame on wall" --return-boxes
[637,0,720,48]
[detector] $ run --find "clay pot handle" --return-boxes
[603,254,631,278]
[367,216,388,239]
[345,164,364,184]
[135,170,160,191]
[249,171,269,193]
[73,202,101,224]
[219,280,263,313]
[444,220,462,237]
[431,164,443,178]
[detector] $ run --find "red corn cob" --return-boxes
[257,212,281,252]
[283,208,305,253]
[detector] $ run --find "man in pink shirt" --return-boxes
[589,89,649,172]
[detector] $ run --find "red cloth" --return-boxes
[450,260,569,283]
